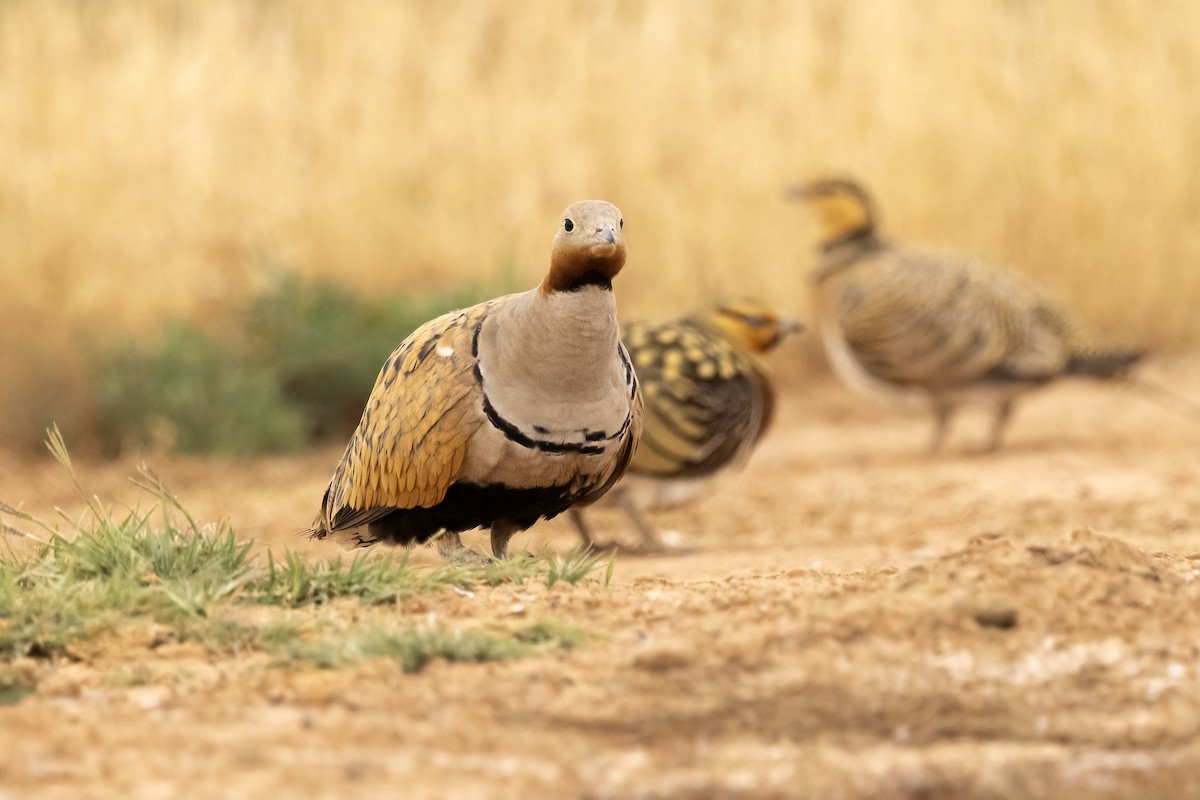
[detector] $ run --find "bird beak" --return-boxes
[599,228,616,244]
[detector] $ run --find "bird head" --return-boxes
[543,200,626,293]
[786,177,878,247]
[705,303,805,354]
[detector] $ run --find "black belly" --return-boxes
[365,482,585,545]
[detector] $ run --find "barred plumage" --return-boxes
[789,177,1142,452]
[570,304,802,551]
[310,200,643,562]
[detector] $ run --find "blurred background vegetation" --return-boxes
[1,0,1197,454]
[87,269,508,455]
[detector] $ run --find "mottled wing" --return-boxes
[830,250,1071,389]
[311,303,492,538]
[624,320,768,479]
[980,268,1077,381]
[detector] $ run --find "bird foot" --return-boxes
[435,531,493,565]
[439,546,493,566]
[633,528,696,556]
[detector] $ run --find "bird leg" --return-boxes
[574,493,693,556]
[490,519,521,560]
[435,530,491,566]
[568,508,614,552]
[985,399,1015,453]
[928,400,955,455]
[616,491,673,553]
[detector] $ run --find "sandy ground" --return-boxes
[2,358,1200,799]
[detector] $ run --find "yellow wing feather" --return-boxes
[621,319,769,479]
[314,303,492,535]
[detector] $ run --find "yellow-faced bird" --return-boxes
[789,177,1141,453]
[570,304,801,551]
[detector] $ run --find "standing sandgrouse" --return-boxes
[569,304,802,551]
[788,177,1142,453]
[310,200,643,562]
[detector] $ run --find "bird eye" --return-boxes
[563,218,574,232]
[619,218,623,230]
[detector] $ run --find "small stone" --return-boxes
[974,607,1018,629]
[632,645,691,672]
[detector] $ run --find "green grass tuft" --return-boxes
[273,620,587,672]
[0,434,611,683]
[0,524,604,662]
[545,548,613,588]
[255,550,427,608]
[427,547,610,591]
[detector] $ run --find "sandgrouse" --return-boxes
[570,304,801,551]
[310,200,643,563]
[789,177,1142,453]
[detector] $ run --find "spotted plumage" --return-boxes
[789,177,1142,452]
[570,304,802,551]
[311,200,642,562]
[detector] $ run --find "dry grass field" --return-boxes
[4,0,1199,444]
[3,0,1199,336]
[4,3,1200,797]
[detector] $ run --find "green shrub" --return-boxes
[91,321,309,455]
[86,265,514,455]
[240,267,507,439]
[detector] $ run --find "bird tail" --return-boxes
[306,487,334,540]
[1065,348,1144,380]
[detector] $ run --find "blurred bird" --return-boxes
[569,304,802,551]
[788,177,1142,453]
[310,200,642,563]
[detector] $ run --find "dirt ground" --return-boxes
[2,358,1200,799]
